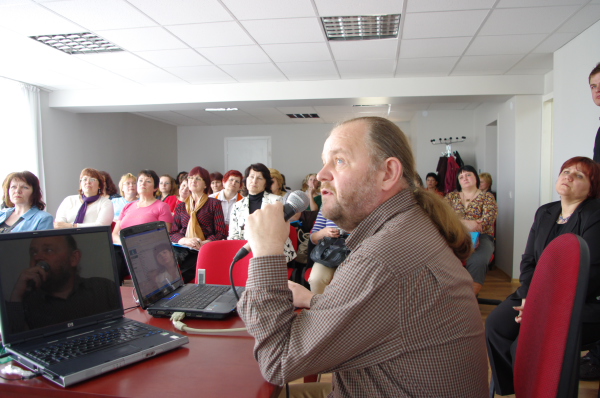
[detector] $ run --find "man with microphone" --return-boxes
[7,234,118,332]
[238,117,488,397]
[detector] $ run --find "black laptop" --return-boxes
[120,221,244,319]
[0,226,188,387]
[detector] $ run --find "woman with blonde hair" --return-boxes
[269,168,287,198]
[479,172,496,199]
[112,173,138,220]
[302,173,321,211]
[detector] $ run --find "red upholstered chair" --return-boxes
[194,240,253,287]
[513,233,590,398]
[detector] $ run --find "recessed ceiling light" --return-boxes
[205,108,238,112]
[30,32,124,55]
[321,14,400,41]
[286,113,320,119]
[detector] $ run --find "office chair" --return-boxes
[513,233,590,398]
[194,240,253,286]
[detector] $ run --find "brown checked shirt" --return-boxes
[238,189,488,397]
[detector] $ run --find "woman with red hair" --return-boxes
[209,169,243,227]
[487,156,600,394]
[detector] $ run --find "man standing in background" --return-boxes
[591,63,600,162]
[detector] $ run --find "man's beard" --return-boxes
[41,263,73,295]
[321,181,377,232]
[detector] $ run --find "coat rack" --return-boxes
[430,136,466,157]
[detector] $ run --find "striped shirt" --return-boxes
[238,189,488,397]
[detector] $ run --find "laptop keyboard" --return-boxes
[26,323,159,366]
[162,285,230,309]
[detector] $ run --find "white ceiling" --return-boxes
[0,0,599,126]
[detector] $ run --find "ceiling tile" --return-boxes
[400,37,471,58]
[114,68,187,85]
[465,34,546,55]
[277,61,339,80]
[43,0,157,30]
[336,59,395,79]
[276,106,316,113]
[497,0,587,7]
[510,53,553,70]
[480,6,579,35]
[452,54,522,74]
[197,45,270,64]
[219,63,287,82]
[241,18,324,44]
[406,0,495,13]
[222,0,316,20]
[165,65,237,83]
[395,57,458,76]
[557,4,600,33]
[402,10,489,39]
[531,32,578,53]
[134,49,211,67]
[97,27,187,51]
[504,68,552,75]
[0,3,84,35]
[242,108,284,116]
[262,42,331,62]
[428,103,469,110]
[253,114,293,124]
[219,113,265,124]
[313,0,403,16]
[138,111,204,126]
[330,39,398,61]
[167,22,254,47]
[127,0,233,25]
[74,52,153,69]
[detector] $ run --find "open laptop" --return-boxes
[120,221,244,319]
[0,226,189,387]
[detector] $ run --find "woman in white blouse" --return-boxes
[55,168,114,228]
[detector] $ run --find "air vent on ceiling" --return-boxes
[286,113,320,119]
[321,14,400,41]
[30,33,124,55]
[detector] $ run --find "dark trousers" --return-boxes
[486,296,600,395]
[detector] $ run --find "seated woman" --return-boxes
[487,156,600,395]
[209,170,243,227]
[157,174,177,202]
[112,173,138,221]
[170,167,227,281]
[425,172,443,196]
[308,211,345,294]
[209,172,224,195]
[0,171,53,232]
[445,165,498,295]
[165,173,190,214]
[99,171,120,200]
[479,172,497,200]
[302,173,321,211]
[55,168,114,228]
[269,168,287,198]
[150,242,180,288]
[229,163,296,263]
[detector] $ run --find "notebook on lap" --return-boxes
[0,226,189,387]
[120,221,244,319]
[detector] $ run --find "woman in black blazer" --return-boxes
[486,156,600,395]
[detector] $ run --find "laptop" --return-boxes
[0,226,189,387]
[120,221,244,319]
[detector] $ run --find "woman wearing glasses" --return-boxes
[55,168,114,228]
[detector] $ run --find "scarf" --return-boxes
[185,194,207,241]
[74,194,100,224]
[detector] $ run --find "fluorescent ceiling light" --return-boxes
[321,15,400,41]
[30,33,123,55]
[205,108,238,111]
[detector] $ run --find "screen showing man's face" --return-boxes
[29,236,78,294]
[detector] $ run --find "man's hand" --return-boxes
[246,202,289,257]
[10,265,49,302]
[287,281,314,309]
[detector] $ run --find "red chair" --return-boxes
[194,240,253,286]
[513,233,589,398]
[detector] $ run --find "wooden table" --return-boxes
[0,287,279,398]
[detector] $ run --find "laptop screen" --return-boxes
[120,222,183,309]
[0,227,123,346]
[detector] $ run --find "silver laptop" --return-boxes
[120,221,244,319]
[0,226,189,387]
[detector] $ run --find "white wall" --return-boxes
[553,19,600,194]
[40,91,178,215]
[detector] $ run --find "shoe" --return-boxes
[580,358,600,380]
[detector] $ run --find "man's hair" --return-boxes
[337,117,473,262]
[589,62,600,82]
[64,234,78,252]
[456,165,480,191]
[244,163,273,194]
[138,169,160,190]
[2,171,46,210]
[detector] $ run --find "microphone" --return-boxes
[27,261,50,291]
[232,191,310,263]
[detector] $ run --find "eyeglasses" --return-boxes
[80,177,98,183]
[187,176,204,182]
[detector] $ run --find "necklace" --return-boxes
[558,213,572,224]
[462,190,480,203]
